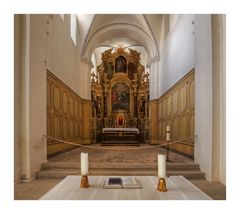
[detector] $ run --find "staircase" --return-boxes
[36,162,205,179]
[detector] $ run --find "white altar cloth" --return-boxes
[40,175,212,200]
[102,128,139,134]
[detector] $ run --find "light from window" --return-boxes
[60,14,64,20]
[71,14,77,45]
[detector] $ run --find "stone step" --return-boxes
[101,141,140,146]
[101,143,140,146]
[36,168,205,179]
[35,169,80,179]
[41,162,200,171]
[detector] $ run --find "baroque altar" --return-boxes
[91,45,149,143]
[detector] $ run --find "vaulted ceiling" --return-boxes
[77,14,163,67]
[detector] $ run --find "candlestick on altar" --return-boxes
[157,154,167,192]
[80,152,90,188]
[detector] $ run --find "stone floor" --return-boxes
[14,178,62,200]
[49,144,193,164]
[188,179,226,200]
[14,177,226,200]
[14,145,226,200]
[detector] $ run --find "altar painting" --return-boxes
[115,56,126,73]
[111,83,130,111]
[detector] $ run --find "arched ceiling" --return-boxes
[77,14,163,66]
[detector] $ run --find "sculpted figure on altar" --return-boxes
[94,96,102,118]
[106,61,114,79]
[138,96,146,118]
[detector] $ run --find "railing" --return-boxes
[43,135,197,151]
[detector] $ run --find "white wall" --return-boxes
[221,15,226,185]
[149,62,157,100]
[14,14,91,181]
[150,15,195,99]
[14,15,23,182]
[194,15,213,181]
[211,15,226,184]
[152,14,225,182]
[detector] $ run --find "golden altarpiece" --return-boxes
[91,46,149,143]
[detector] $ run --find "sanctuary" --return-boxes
[91,46,149,143]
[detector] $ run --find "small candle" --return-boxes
[158,154,166,178]
[81,152,89,175]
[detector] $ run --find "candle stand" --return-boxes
[166,144,170,162]
[157,178,167,192]
[80,175,90,188]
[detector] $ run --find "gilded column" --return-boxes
[134,93,138,118]
[104,92,107,118]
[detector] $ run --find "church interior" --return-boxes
[14,14,226,200]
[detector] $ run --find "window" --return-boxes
[71,14,77,45]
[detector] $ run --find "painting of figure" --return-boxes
[111,83,130,111]
[115,56,126,73]
[107,62,114,79]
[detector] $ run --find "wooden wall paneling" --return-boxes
[47,115,52,137]
[47,81,52,109]
[47,71,85,158]
[149,100,158,144]
[81,100,92,144]
[75,120,78,138]
[190,80,195,108]
[69,95,74,116]
[167,95,172,117]
[62,117,68,139]
[62,91,68,114]
[172,91,178,115]
[78,101,82,137]
[181,86,187,112]
[155,69,195,158]
[173,118,178,140]
[53,85,61,112]
[69,120,74,138]
[53,116,61,139]
[74,100,78,117]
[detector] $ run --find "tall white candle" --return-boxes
[166,125,170,141]
[158,154,166,178]
[166,133,170,141]
[166,125,170,132]
[81,152,89,175]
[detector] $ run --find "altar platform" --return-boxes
[102,128,140,145]
[40,175,212,200]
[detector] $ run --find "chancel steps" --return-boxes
[101,140,140,146]
[36,162,205,179]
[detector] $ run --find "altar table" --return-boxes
[102,128,139,134]
[102,128,139,142]
[40,175,212,200]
